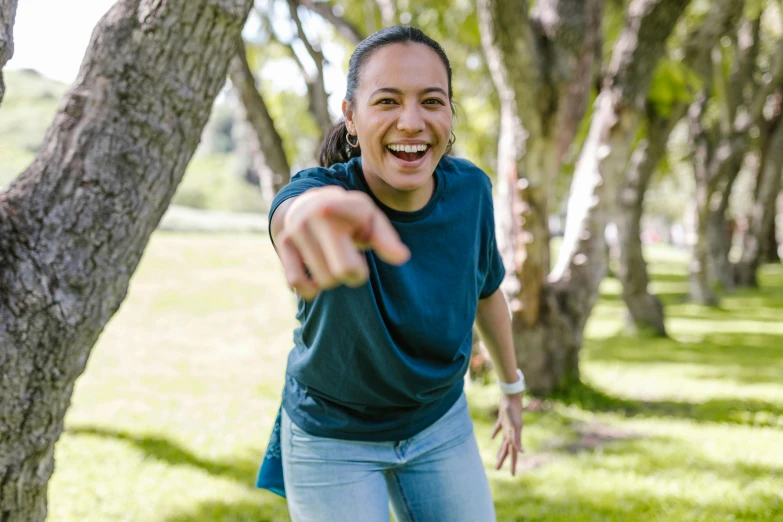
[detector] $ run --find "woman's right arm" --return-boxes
[270,186,410,300]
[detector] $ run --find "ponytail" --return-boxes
[319,118,361,167]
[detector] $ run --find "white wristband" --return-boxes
[498,369,526,395]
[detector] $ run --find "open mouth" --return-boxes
[387,144,429,162]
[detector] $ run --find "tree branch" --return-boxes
[0,0,19,106]
[299,0,363,44]
[286,0,332,139]
[229,37,291,196]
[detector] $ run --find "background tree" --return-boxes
[616,0,745,335]
[479,0,690,393]
[230,36,291,203]
[686,5,783,304]
[735,90,783,286]
[0,0,253,519]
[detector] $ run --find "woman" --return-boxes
[257,25,525,522]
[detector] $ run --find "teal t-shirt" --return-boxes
[269,155,505,442]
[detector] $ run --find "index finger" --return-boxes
[320,197,410,265]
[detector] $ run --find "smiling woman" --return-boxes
[257,25,524,522]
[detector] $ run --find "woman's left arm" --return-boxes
[474,287,524,476]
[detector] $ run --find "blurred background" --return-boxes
[2,0,782,520]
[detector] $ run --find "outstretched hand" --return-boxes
[276,186,410,300]
[492,393,524,476]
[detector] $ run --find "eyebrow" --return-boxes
[370,87,448,98]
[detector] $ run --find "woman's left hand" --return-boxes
[491,393,524,476]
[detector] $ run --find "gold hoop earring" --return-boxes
[346,132,360,148]
[448,131,456,146]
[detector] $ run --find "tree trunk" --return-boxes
[546,0,689,382]
[0,1,252,520]
[616,115,672,336]
[229,37,290,200]
[706,170,740,291]
[0,0,18,106]
[687,26,783,303]
[763,201,781,263]
[690,204,719,305]
[480,0,687,393]
[736,111,783,285]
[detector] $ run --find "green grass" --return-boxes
[48,237,783,522]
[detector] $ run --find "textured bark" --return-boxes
[481,0,689,393]
[544,0,689,382]
[229,37,290,200]
[736,108,783,286]
[300,0,363,44]
[616,0,744,334]
[287,0,333,143]
[0,0,18,106]
[478,0,605,392]
[0,1,253,520]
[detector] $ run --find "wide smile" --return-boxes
[386,143,431,168]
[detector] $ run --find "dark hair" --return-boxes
[319,26,454,167]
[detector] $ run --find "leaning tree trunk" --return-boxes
[478,0,603,392]
[736,109,783,285]
[479,0,688,393]
[229,37,290,202]
[0,1,253,520]
[0,0,18,106]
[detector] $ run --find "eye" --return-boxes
[423,98,446,106]
[376,98,397,105]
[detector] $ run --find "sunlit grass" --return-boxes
[47,235,783,522]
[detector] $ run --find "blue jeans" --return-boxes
[280,393,496,522]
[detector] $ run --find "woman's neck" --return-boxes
[364,175,435,212]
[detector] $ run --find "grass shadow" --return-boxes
[585,332,783,387]
[491,432,782,521]
[551,381,783,427]
[66,425,263,487]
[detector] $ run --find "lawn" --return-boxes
[47,233,783,522]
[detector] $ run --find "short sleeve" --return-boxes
[267,167,350,247]
[478,178,505,299]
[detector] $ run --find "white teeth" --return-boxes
[387,144,428,152]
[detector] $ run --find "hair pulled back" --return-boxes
[319,26,454,168]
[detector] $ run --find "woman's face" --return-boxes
[344,43,452,211]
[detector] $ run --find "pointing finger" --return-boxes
[320,197,410,265]
[276,237,319,300]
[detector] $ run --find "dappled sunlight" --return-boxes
[48,236,783,521]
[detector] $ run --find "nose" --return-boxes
[396,103,425,134]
